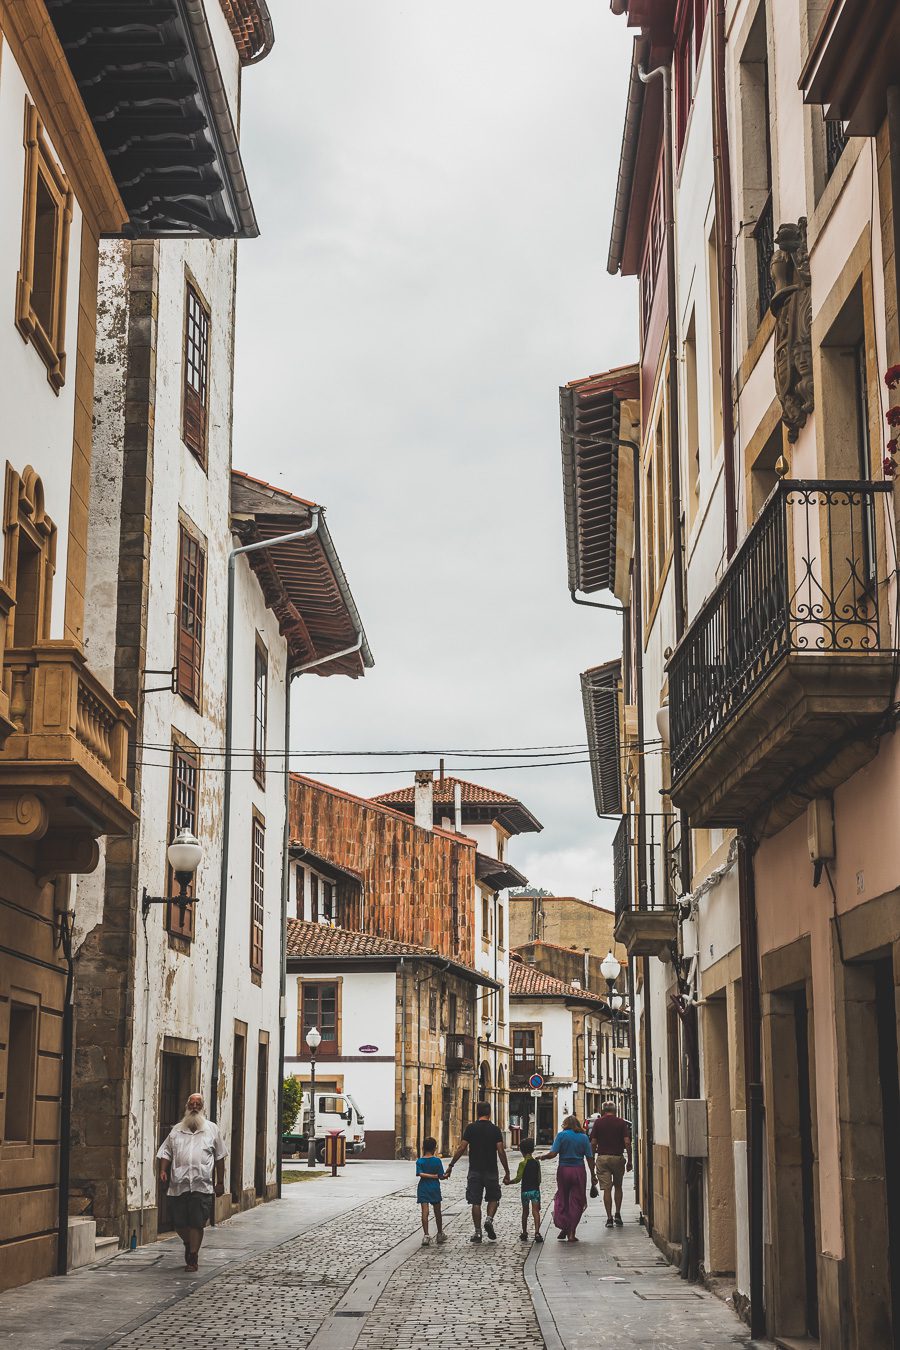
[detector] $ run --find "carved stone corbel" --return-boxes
[0,791,48,838]
[37,832,100,885]
[770,218,813,443]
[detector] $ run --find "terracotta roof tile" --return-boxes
[287,919,440,960]
[373,776,543,834]
[509,958,607,1005]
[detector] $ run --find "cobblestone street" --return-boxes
[0,1161,773,1349]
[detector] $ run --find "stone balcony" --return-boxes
[0,642,134,869]
[669,481,896,836]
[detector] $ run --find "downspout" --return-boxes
[493,890,499,1127]
[399,957,408,1158]
[416,975,422,1157]
[712,0,737,559]
[211,512,322,1129]
[638,60,686,637]
[56,908,74,1276]
[739,832,765,1336]
[276,664,296,1201]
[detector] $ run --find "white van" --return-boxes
[288,1090,366,1160]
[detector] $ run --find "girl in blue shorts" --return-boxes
[416,1136,447,1245]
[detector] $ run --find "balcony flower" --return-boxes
[885,365,900,390]
[887,406,900,428]
[884,454,897,479]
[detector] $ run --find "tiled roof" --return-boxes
[509,958,607,1006]
[219,0,275,65]
[285,920,499,990]
[286,920,436,960]
[373,776,542,834]
[290,776,475,846]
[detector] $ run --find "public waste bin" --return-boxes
[325,1130,346,1170]
[510,1125,522,1148]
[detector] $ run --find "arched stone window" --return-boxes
[4,465,56,650]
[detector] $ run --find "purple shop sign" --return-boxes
[359,1044,379,1054]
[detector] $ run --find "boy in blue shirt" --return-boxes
[416,1136,447,1245]
[506,1137,544,1243]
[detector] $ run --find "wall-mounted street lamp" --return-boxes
[306,1025,321,1168]
[141,829,203,921]
[600,950,622,998]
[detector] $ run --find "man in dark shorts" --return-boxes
[157,1092,227,1271]
[590,1100,632,1227]
[445,1101,510,1242]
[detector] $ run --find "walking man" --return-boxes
[445,1100,510,1243]
[590,1100,632,1228]
[157,1092,227,1271]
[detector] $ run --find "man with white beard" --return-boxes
[157,1092,227,1271]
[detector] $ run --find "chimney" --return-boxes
[414,770,434,832]
[454,781,462,833]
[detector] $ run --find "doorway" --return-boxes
[440,1088,451,1155]
[157,1050,196,1232]
[422,1083,432,1150]
[231,1026,247,1204]
[793,992,819,1338]
[254,1037,268,1200]
[875,959,900,1339]
[536,1094,554,1144]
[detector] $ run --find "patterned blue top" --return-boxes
[416,1154,444,1203]
[550,1129,593,1168]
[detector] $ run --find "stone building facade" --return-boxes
[562,0,900,1344]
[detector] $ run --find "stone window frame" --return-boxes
[15,101,73,393]
[165,729,200,947]
[3,464,56,652]
[298,977,343,1058]
[0,986,40,1161]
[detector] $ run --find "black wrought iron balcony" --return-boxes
[669,480,896,833]
[511,1054,551,1088]
[612,1019,630,1054]
[612,813,679,959]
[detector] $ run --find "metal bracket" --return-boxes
[142,886,194,920]
[141,667,177,695]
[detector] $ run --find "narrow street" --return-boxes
[0,1161,768,1349]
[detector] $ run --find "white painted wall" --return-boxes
[0,46,84,637]
[284,967,397,1135]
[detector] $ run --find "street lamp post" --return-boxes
[306,1026,321,1168]
[601,950,623,1110]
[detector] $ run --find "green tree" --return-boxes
[281,1075,304,1135]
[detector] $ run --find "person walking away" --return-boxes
[538,1114,596,1243]
[445,1101,510,1243]
[157,1092,227,1271]
[416,1136,447,1245]
[590,1100,633,1228]
[506,1136,543,1244]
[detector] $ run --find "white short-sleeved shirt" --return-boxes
[156,1122,227,1195]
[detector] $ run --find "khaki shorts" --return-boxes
[596,1154,626,1189]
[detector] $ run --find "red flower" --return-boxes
[887,406,900,427]
[889,438,899,456]
[885,365,900,390]
[884,455,897,478]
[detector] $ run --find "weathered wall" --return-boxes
[290,777,477,964]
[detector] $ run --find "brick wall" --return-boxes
[291,777,476,964]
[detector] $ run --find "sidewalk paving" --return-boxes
[0,1161,411,1349]
[527,1175,773,1350]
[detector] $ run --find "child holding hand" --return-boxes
[416,1136,447,1245]
[506,1137,543,1243]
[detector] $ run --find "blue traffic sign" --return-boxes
[528,1073,544,1090]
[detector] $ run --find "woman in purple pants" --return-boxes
[538,1115,598,1242]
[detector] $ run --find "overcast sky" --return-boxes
[232,1,636,904]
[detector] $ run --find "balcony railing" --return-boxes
[824,116,848,181]
[669,480,896,828]
[0,641,134,844]
[446,1032,476,1072]
[511,1054,551,1087]
[753,191,775,322]
[612,1019,630,1054]
[613,812,682,924]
